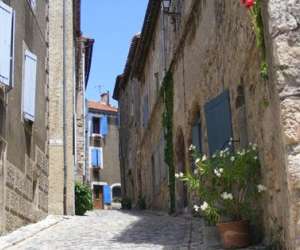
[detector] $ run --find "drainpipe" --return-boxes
[82,50,86,183]
[62,0,68,215]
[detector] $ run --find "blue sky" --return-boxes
[81,1,148,106]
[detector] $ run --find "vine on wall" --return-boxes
[241,0,268,80]
[161,71,176,214]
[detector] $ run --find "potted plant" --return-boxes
[176,142,266,249]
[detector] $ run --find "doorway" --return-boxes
[93,185,103,209]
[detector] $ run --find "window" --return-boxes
[28,0,36,10]
[205,90,233,155]
[0,1,15,87]
[90,147,103,168]
[23,50,37,122]
[92,117,100,134]
[192,112,202,153]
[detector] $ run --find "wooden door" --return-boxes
[93,186,103,209]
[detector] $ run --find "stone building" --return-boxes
[48,0,93,215]
[75,36,94,183]
[114,0,300,248]
[87,92,121,209]
[0,0,49,233]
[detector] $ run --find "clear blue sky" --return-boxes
[81,1,148,106]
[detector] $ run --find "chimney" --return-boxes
[100,91,109,105]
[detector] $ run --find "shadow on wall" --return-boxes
[111,210,190,248]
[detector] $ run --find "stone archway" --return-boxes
[175,128,188,212]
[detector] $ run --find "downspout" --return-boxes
[62,0,68,215]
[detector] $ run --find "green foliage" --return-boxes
[121,197,132,210]
[179,143,265,225]
[137,195,146,210]
[260,62,268,80]
[161,71,176,214]
[75,182,93,216]
[248,0,269,80]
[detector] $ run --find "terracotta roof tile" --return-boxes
[88,101,118,113]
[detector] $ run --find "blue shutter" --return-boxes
[103,185,112,204]
[98,148,103,168]
[91,148,98,167]
[23,50,37,122]
[0,1,14,86]
[205,90,233,155]
[100,115,108,136]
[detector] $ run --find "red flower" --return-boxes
[245,0,255,8]
[240,0,255,9]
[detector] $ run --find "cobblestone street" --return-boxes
[5,210,204,250]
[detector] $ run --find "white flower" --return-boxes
[202,155,207,161]
[195,158,201,164]
[257,184,267,193]
[175,173,180,178]
[193,205,200,212]
[214,169,221,177]
[228,141,232,146]
[214,169,223,177]
[200,201,209,211]
[193,169,198,175]
[189,144,196,151]
[179,172,184,178]
[229,137,233,142]
[252,144,257,150]
[219,168,224,174]
[254,156,258,160]
[212,154,216,158]
[221,192,234,200]
[230,156,235,162]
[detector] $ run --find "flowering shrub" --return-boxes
[177,141,266,225]
[241,0,268,80]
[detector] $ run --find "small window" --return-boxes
[92,117,100,134]
[23,50,37,122]
[28,0,36,10]
[90,147,103,168]
[0,1,15,87]
[192,112,202,153]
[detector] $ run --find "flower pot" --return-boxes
[217,220,250,249]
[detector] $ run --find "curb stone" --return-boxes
[0,215,65,250]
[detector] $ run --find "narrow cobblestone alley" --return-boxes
[4,210,204,250]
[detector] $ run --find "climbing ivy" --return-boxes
[161,71,175,214]
[248,0,268,80]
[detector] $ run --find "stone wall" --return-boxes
[48,0,75,215]
[265,0,300,248]
[0,0,49,234]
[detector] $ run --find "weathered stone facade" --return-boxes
[48,0,80,215]
[114,0,300,248]
[0,0,49,234]
[75,37,94,183]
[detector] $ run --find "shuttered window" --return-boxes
[91,148,103,168]
[0,1,14,87]
[23,50,37,122]
[100,115,108,136]
[204,90,233,155]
